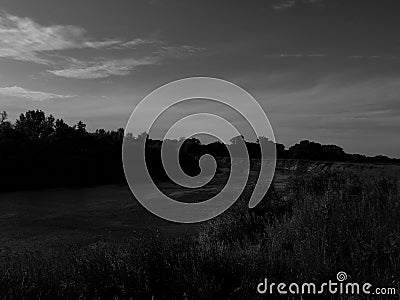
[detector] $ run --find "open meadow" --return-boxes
[0,161,399,299]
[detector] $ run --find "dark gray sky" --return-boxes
[0,0,399,156]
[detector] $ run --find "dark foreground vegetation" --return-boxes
[0,110,399,191]
[1,168,399,299]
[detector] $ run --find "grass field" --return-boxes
[0,184,201,252]
[0,161,266,252]
[0,161,400,299]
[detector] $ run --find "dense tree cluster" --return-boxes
[0,110,124,190]
[0,110,398,191]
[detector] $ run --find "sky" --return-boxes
[0,0,399,157]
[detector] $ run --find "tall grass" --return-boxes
[0,169,399,299]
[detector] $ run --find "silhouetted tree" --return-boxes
[0,110,398,192]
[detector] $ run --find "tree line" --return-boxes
[0,110,398,191]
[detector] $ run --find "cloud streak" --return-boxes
[47,45,204,79]
[0,12,204,79]
[0,12,156,65]
[47,57,159,79]
[111,38,158,50]
[273,0,325,10]
[266,53,327,58]
[0,86,74,101]
[264,53,399,60]
[0,12,108,64]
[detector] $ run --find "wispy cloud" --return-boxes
[265,53,399,60]
[0,12,157,65]
[273,0,296,10]
[0,11,203,79]
[0,12,116,64]
[47,57,159,79]
[0,86,74,101]
[156,45,205,58]
[272,53,326,58]
[348,55,400,60]
[273,0,325,10]
[48,45,204,79]
[111,38,158,50]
